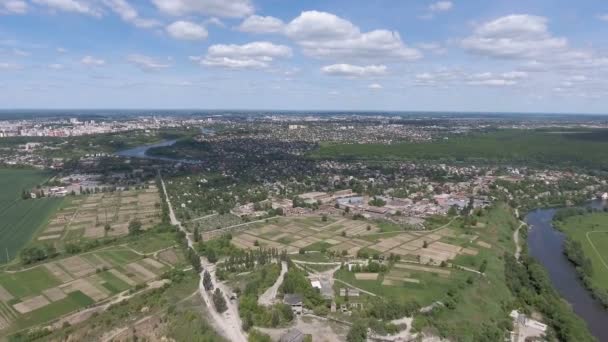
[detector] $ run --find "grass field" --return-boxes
[557,212,608,289]
[15,291,94,329]
[0,169,63,263]
[0,267,61,298]
[312,129,608,169]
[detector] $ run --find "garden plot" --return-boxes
[393,263,451,277]
[13,295,50,314]
[354,273,379,280]
[40,188,161,242]
[59,256,97,278]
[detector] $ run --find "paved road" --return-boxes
[258,261,288,306]
[160,174,247,342]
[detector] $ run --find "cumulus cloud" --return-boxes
[461,14,567,59]
[33,0,101,16]
[368,83,383,89]
[462,14,608,73]
[598,14,608,21]
[193,41,292,69]
[429,1,453,12]
[127,54,170,71]
[166,21,208,40]
[81,55,106,66]
[238,15,284,33]
[48,63,64,69]
[321,64,387,77]
[1,0,27,14]
[103,0,160,28]
[152,0,253,18]
[284,11,421,62]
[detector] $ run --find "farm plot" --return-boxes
[230,216,386,255]
[37,187,162,243]
[0,243,173,333]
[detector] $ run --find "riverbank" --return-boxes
[526,204,608,341]
[553,209,608,308]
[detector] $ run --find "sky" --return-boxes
[1,0,608,113]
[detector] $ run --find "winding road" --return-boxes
[160,174,247,342]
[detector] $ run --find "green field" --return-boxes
[557,212,608,289]
[0,168,62,263]
[0,266,60,298]
[15,291,94,329]
[313,129,608,169]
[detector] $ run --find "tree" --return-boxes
[347,320,367,342]
[213,288,227,313]
[322,215,328,222]
[423,240,428,248]
[479,259,488,274]
[193,226,200,242]
[104,224,111,233]
[203,270,213,291]
[128,219,142,235]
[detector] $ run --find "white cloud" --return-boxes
[166,21,208,40]
[152,0,253,18]
[195,41,292,69]
[33,0,101,16]
[127,54,170,71]
[48,63,64,69]
[12,48,29,56]
[285,11,421,62]
[0,62,20,70]
[56,47,67,53]
[81,55,106,66]
[461,14,567,59]
[1,0,27,14]
[368,83,383,89]
[321,64,387,77]
[416,42,447,54]
[429,1,453,12]
[103,0,161,28]
[238,15,284,33]
[598,14,608,22]
[467,79,517,86]
[501,71,528,79]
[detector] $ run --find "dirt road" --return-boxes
[258,261,288,306]
[160,174,247,342]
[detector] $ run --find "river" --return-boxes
[115,128,215,163]
[526,200,608,341]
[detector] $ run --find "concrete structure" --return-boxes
[279,328,305,342]
[283,294,303,315]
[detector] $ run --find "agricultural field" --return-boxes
[0,169,63,263]
[556,212,608,290]
[35,185,162,244]
[0,240,185,334]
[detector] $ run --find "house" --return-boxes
[279,328,305,342]
[283,294,303,315]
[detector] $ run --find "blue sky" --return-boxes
[1,0,608,113]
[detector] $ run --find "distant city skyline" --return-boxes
[1,0,608,113]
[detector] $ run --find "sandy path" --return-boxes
[258,261,288,306]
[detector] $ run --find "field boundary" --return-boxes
[586,231,608,272]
